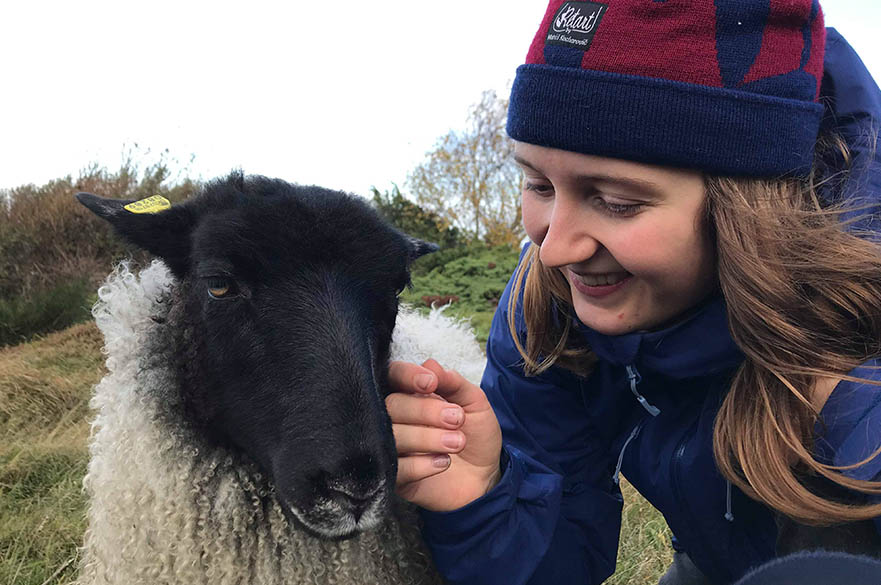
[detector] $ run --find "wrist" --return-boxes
[482,448,507,495]
[484,465,502,495]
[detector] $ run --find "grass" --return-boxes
[0,322,104,585]
[610,481,674,584]
[0,318,671,584]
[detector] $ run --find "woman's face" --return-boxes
[516,142,716,336]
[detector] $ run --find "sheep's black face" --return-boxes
[77,173,437,540]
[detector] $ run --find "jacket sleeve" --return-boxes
[813,358,881,536]
[419,247,623,585]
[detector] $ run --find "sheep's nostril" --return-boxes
[328,483,384,521]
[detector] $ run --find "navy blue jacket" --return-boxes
[419,29,881,585]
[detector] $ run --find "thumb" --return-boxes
[421,359,490,412]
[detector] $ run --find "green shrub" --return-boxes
[401,244,520,343]
[371,186,463,250]
[0,280,94,347]
[404,245,519,311]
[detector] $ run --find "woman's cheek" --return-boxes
[622,223,711,287]
[610,225,666,272]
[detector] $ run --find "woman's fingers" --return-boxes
[385,391,463,428]
[388,360,438,395]
[421,358,494,414]
[395,454,451,488]
[392,423,466,455]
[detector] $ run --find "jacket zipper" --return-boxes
[670,424,727,581]
[626,365,660,416]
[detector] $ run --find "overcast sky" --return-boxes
[2,1,879,196]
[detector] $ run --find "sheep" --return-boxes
[74,172,486,585]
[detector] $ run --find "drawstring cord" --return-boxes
[724,480,735,522]
[613,423,642,485]
[613,365,661,485]
[626,365,661,416]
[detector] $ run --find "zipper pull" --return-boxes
[626,365,661,417]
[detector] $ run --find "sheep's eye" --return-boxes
[207,278,232,299]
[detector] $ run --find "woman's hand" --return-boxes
[386,359,503,512]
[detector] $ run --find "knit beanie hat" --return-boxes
[507,0,826,177]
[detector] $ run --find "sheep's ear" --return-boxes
[76,192,195,277]
[405,236,439,261]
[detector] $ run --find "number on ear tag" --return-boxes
[124,195,172,214]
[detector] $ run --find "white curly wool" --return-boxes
[391,306,486,386]
[78,261,486,585]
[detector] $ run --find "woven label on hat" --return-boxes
[546,1,608,52]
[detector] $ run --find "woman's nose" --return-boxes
[538,198,601,268]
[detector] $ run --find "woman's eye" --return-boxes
[524,181,553,196]
[207,277,232,298]
[594,198,644,217]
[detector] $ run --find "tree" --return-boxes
[406,90,523,247]
[370,185,462,249]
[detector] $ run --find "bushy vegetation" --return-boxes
[0,279,94,348]
[371,185,463,250]
[373,185,521,343]
[0,155,198,346]
[403,244,521,344]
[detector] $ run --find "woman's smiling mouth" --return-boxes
[569,270,633,298]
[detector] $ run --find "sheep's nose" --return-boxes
[327,482,384,522]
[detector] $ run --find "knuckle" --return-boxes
[419,399,439,420]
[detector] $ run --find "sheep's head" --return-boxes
[77,172,436,540]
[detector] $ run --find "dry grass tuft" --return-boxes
[0,323,104,442]
[0,322,103,585]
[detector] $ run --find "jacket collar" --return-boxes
[576,294,744,379]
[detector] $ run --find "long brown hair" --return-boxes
[508,138,881,525]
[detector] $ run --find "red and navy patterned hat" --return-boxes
[507,0,826,177]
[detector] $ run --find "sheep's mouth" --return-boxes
[282,490,389,540]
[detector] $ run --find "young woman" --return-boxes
[386,2,881,584]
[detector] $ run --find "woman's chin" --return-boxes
[570,286,645,336]
[577,315,642,336]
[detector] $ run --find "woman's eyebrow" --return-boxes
[512,154,538,171]
[578,174,665,198]
[514,153,664,198]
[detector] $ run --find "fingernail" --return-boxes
[415,373,434,390]
[432,454,451,468]
[442,432,462,449]
[441,407,462,425]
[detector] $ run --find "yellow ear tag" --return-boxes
[124,195,172,214]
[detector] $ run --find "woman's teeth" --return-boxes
[574,272,629,286]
